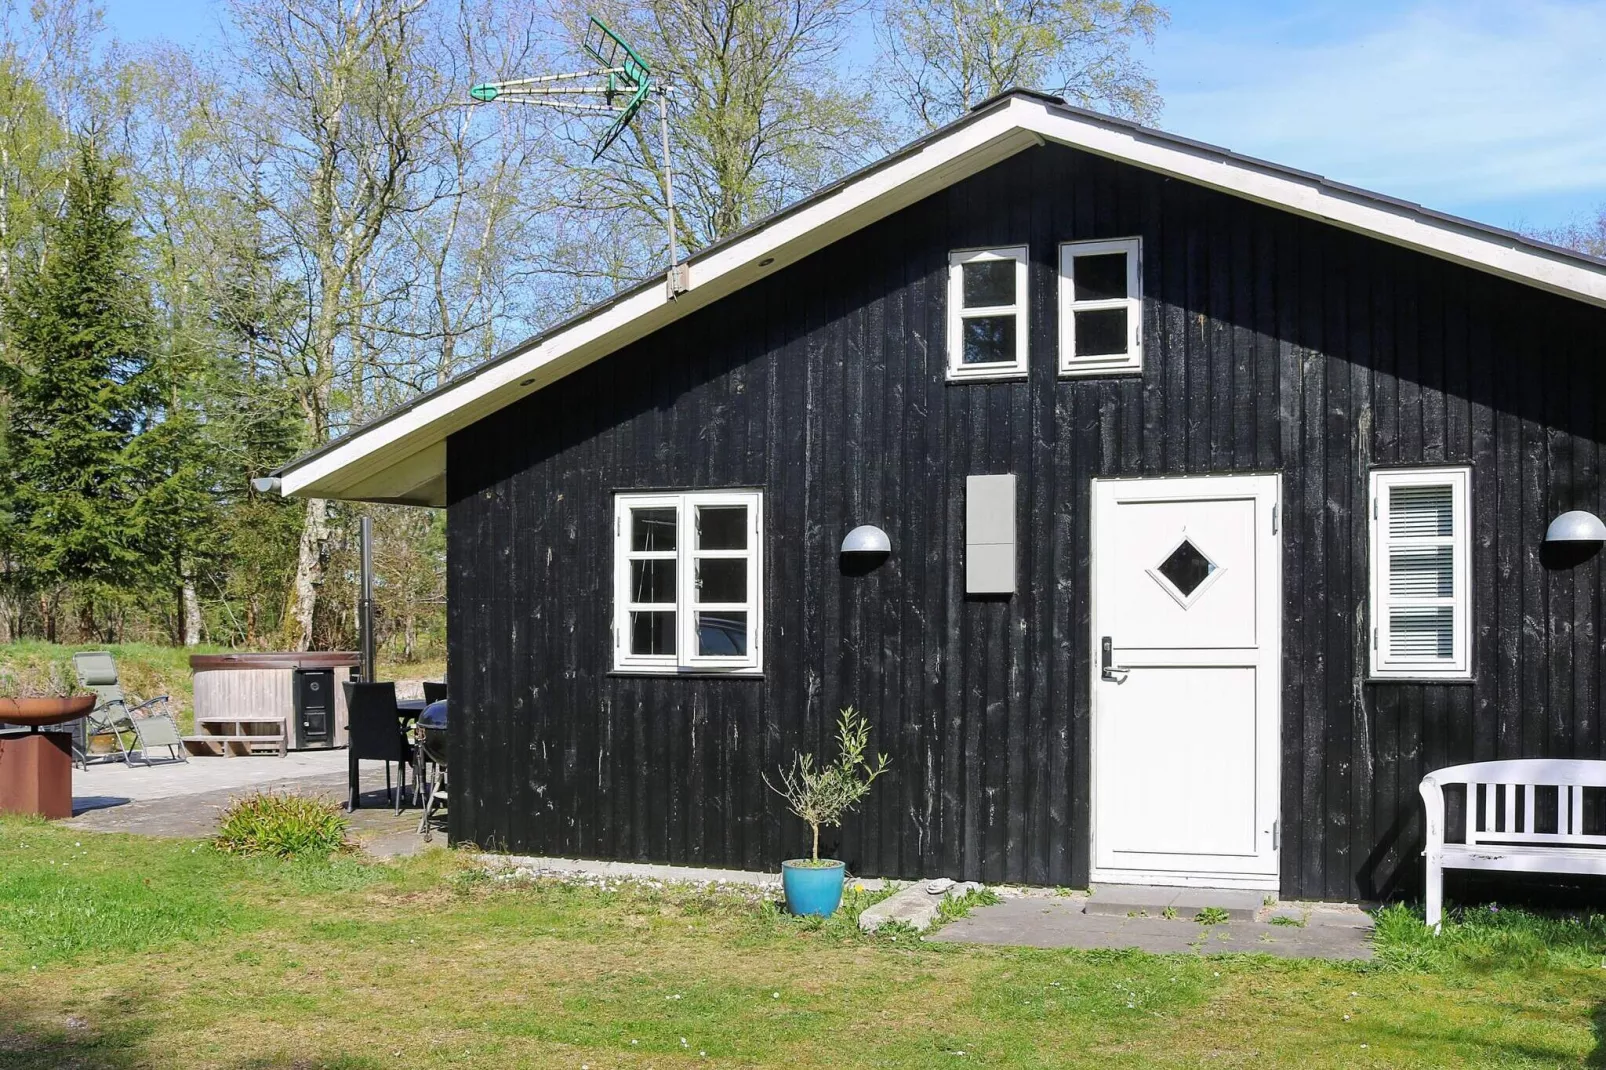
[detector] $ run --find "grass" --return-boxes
[3,816,1606,1068]
[0,640,445,733]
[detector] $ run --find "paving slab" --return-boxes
[930,896,1372,960]
[859,879,982,932]
[61,765,432,857]
[1085,883,1266,921]
[72,748,350,810]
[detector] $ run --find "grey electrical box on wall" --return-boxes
[966,474,1016,594]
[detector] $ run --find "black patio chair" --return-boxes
[422,681,447,704]
[343,681,413,813]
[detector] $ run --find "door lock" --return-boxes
[1100,636,1129,683]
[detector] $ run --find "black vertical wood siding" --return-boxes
[446,142,1606,900]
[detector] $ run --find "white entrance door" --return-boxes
[1091,474,1282,889]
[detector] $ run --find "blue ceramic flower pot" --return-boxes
[781,859,846,916]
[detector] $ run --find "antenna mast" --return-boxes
[470,16,689,297]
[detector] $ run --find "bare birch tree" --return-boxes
[1539,207,1606,259]
[878,0,1168,129]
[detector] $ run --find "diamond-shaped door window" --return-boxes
[1148,537,1224,608]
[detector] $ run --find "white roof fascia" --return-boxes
[1016,106,1606,309]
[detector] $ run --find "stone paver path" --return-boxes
[931,895,1374,960]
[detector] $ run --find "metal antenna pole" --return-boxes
[359,516,375,683]
[470,16,686,294]
[659,86,687,297]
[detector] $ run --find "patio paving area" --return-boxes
[61,749,430,857]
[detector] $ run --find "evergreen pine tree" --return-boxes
[0,135,160,637]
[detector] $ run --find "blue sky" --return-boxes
[104,0,1605,234]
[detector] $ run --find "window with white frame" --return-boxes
[1059,237,1142,376]
[947,247,1029,380]
[614,491,762,673]
[1369,467,1471,679]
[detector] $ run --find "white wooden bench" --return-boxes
[1420,759,1606,930]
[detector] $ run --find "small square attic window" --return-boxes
[948,247,1028,381]
[1059,237,1142,376]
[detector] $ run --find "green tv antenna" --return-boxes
[470,16,688,296]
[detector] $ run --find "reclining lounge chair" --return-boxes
[72,651,188,768]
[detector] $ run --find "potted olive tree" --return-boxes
[766,707,889,917]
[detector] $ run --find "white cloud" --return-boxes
[1149,1,1606,227]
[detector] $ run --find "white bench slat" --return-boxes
[1440,844,1606,876]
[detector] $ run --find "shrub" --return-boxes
[214,793,352,860]
[0,658,80,698]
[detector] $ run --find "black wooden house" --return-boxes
[279,91,1606,901]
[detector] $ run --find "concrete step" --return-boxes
[1083,883,1265,922]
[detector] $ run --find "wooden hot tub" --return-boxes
[188,652,359,756]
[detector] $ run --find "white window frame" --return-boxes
[1369,466,1472,680]
[613,490,763,674]
[947,246,1029,381]
[1058,237,1143,377]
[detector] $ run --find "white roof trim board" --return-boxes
[279,91,1606,507]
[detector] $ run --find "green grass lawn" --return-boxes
[2,816,1605,1069]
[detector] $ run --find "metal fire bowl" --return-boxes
[0,694,96,728]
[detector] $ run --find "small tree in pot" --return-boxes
[766,707,889,916]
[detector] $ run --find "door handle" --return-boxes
[1101,636,1129,683]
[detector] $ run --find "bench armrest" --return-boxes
[1419,775,1447,856]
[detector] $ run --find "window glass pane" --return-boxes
[696,611,748,657]
[1389,546,1453,598]
[1389,606,1454,660]
[631,507,677,552]
[1389,484,1453,538]
[960,258,1016,308]
[1074,253,1128,302]
[697,505,747,550]
[629,559,676,604]
[630,610,676,655]
[697,558,747,603]
[1073,308,1127,357]
[961,315,1017,365]
[1157,539,1216,598]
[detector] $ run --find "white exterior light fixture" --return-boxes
[841,525,891,555]
[1545,510,1606,543]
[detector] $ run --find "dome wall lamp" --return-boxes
[841,525,891,555]
[1545,510,1606,543]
